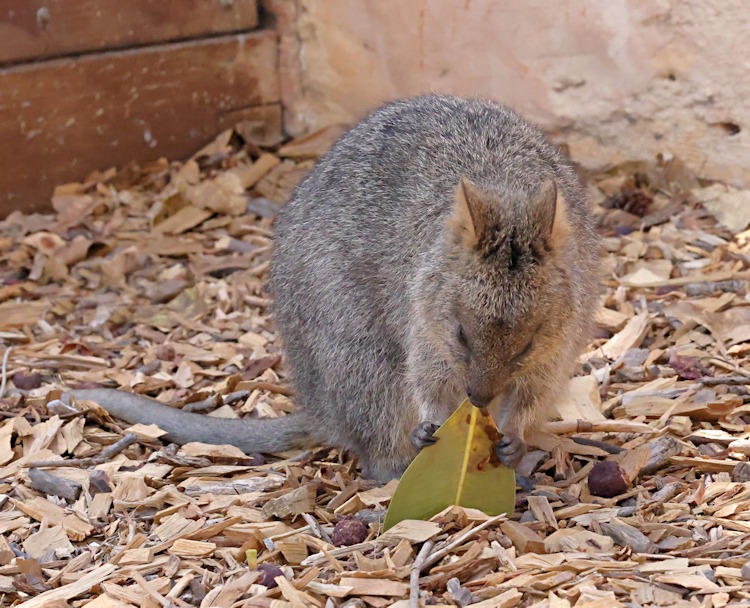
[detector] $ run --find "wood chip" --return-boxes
[168,538,216,558]
[124,423,167,441]
[600,519,658,554]
[589,314,651,360]
[4,122,750,607]
[500,521,546,554]
[469,589,525,608]
[23,524,75,559]
[14,496,94,541]
[16,563,116,607]
[379,520,441,544]
[338,577,409,597]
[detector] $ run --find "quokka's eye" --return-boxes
[457,324,469,349]
[514,338,534,362]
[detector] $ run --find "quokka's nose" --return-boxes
[467,389,492,408]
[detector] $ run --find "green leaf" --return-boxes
[383,399,516,531]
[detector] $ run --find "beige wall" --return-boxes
[270,0,749,186]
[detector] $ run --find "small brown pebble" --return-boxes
[156,343,176,361]
[12,371,42,390]
[588,460,630,498]
[332,516,368,546]
[256,563,283,588]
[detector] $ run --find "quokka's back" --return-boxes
[271,95,599,480]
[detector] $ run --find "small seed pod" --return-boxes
[588,460,630,498]
[255,563,284,588]
[332,516,368,546]
[12,371,42,390]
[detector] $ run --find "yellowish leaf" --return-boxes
[383,399,515,530]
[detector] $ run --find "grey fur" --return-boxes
[62,389,312,452]
[64,95,599,482]
[272,95,599,480]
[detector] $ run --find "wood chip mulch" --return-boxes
[1,124,750,607]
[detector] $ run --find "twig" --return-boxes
[100,432,140,458]
[257,449,315,473]
[421,513,506,573]
[183,390,250,413]
[684,280,749,297]
[698,376,750,386]
[131,570,190,608]
[166,572,195,599]
[620,269,750,289]
[28,468,83,501]
[301,540,386,567]
[182,393,222,413]
[270,524,312,541]
[571,437,625,454]
[25,432,139,468]
[410,540,434,608]
[543,419,654,435]
[0,346,11,398]
[239,380,294,396]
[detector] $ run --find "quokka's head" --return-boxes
[430,175,580,408]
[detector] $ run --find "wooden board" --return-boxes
[0,31,279,215]
[0,0,259,64]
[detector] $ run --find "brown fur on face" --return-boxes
[442,176,577,408]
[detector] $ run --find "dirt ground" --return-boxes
[1,127,750,607]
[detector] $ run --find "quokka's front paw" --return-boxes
[410,421,440,450]
[495,432,527,469]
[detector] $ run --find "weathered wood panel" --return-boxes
[0,0,259,64]
[0,31,279,215]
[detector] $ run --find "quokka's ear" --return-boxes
[538,179,570,248]
[448,177,489,248]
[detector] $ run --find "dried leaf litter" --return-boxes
[0,125,749,607]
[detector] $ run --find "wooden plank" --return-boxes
[0,0,258,64]
[0,31,279,216]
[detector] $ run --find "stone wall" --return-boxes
[269,0,749,186]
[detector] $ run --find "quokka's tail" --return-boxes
[63,388,313,453]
